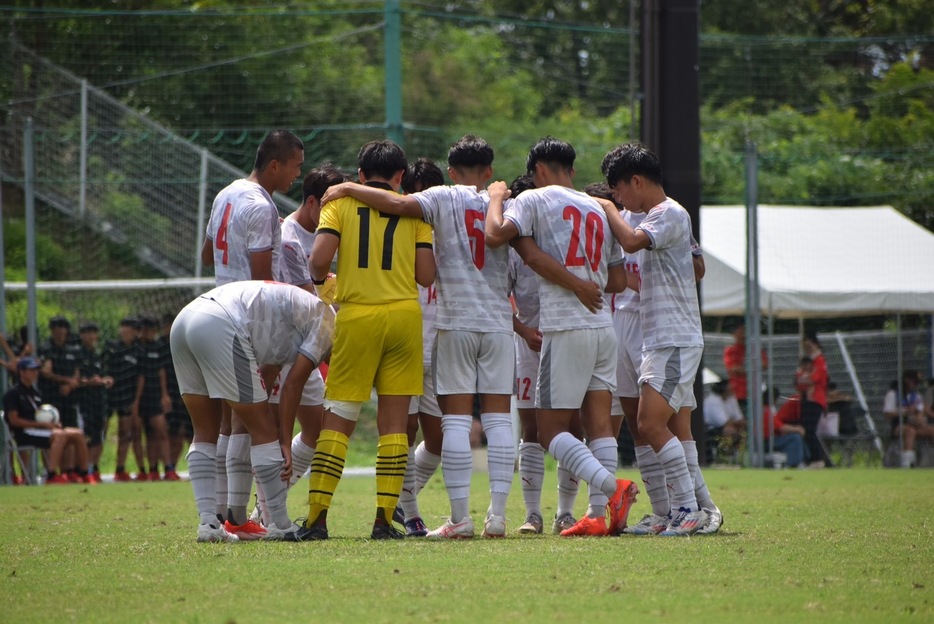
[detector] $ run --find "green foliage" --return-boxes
[701,61,934,229]
[2,1,932,235]
[2,218,67,280]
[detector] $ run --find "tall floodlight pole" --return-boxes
[384,0,404,147]
[0,138,6,396]
[641,0,704,457]
[744,141,763,467]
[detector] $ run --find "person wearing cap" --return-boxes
[76,321,112,483]
[131,314,171,481]
[39,315,83,481]
[103,317,146,482]
[3,357,93,484]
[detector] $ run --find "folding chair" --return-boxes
[818,404,882,467]
[1,414,43,485]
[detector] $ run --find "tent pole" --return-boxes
[897,313,904,461]
[767,301,774,458]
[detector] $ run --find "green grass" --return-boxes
[1,466,931,623]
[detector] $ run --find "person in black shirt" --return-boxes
[161,313,191,481]
[76,321,112,483]
[39,315,83,478]
[4,357,92,484]
[132,314,170,481]
[103,317,146,482]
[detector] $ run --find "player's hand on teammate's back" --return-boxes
[574,280,604,313]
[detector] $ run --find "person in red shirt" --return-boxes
[762,389,806,468]
[723,323,768,413]
[798,331,831,467]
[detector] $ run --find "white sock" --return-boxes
[441,415,473,522]
[225,433,253,524]
[586,437,618,517]
[556,460,580,518]
[481,412,515,518]
[188,442,217,526]
[414,441,441,493]
[547,432,617,502]
[250,442,290,529]
[635,445,670,517]
[519,442,545,517]
[399,445,420,520]
[682,440,714,510]
[254,476,270,526]
[289,435,315,487]
[656,437,698,512]
[214,434,229,520]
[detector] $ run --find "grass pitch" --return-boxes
[1,466,931,623]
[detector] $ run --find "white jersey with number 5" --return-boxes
[413,185,512,333]
[206,179,281,285]
[504,185,620,332]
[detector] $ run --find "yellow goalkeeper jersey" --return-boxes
[318,186,433,305]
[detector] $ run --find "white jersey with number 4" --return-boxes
[413,185,512,334]
[206,179,281,285]
[504,185,621,332]
[635,197,704,350]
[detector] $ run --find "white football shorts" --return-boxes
[614,308,643,399]
[409,358,442,417]
[170,297,266,404]
[267,364,324,407]
[432,329,515,396]
[537,326,617,410]
[639,346,702,412]
[515,332,541,409]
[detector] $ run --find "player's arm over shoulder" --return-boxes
[414,220,435,287]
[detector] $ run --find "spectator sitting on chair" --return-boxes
[883,371,934,468]
[762,388,806,469]
[2,357,93,484]
[704,380,745,445]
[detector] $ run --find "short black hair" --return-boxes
[303,163,350,202]
[78,321,99,333]
[402,158,445,194]
[253,130,304,173]
[509,174,536,198]
[357,140,407,181]
[138,314,159,330]
[161,313,176,326]
[120,316,140,329]
[583,181,623,210]
[447,135,494,170]
[601,142,663,187]
[526,136,575,175]
[48,315,70,330]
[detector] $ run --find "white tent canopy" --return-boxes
[700,205,934,318]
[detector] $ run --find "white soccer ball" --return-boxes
[35,404,60,425]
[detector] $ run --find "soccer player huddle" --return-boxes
[172,130,722,543]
